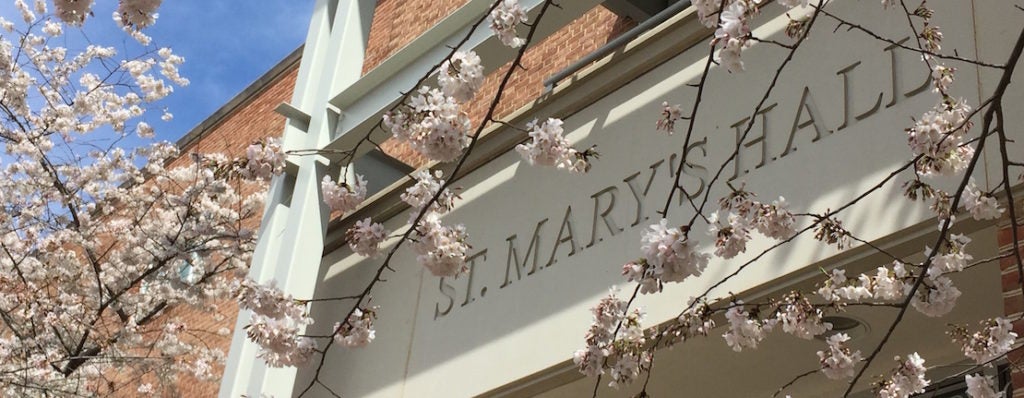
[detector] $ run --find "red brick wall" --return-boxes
[999,200,1024,396]
[363,1,635,168]
[363,0,472,74]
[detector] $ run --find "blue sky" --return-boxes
[138,1,313,142]
[1,1,313,143]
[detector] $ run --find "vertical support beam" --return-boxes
[219,1,375,397]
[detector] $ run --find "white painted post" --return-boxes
[219,1,375,396]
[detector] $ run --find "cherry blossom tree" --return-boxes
[0,1,279,395]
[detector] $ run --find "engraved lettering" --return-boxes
[434,277,456,320]
[682,137,708,200]
[782,87,829,157]
[623,160,663,227]
[884,38,930,108]
[501,219,548,288]
[836,61,883,131]
[461,250,487,307]
[547,206,580,267]
[731,103,777,178]
[587,186,623,248]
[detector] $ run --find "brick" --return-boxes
[1005,294,1024,317]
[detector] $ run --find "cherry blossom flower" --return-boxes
[347,218,389,257]
[384,87,471,162]
[874,264,909,301]
[962,179,1004,220]
[910,274,961,317]
[238,280,317,367]
[516,118,593,173]
[53,0,94,25]
[622,260,661,294]
[489,0,528,48]
[907,99,974,176]
[716,1,749,41]
[708,211,751,259]
[573,290,650,388]
[676,299,715,340]
[723,302,776,351]
[877,353,929,398]
[777,293,831,339]
[438,50,484,103]
[930,233,972,275]
[335,307,378,348]
[322,174,368,214]
[243,138,286,180]
[754,197,797,239]
[693,0,724,28]
[951,318,1017,364]
[965,374,999,398]
[818,333,863,380]
[118,0,162,29]
[401,169,457,214]
[641,219,710,283]
[412,212,470,277]
[717,37,749,73]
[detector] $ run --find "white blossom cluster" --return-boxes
[573,290,651,388]
[622,259,661,294]
[906,99,974,176]
[722,302,776,351]
[242,138,287,180]
[910,272,961,317]
[516,118,591,173]
[693,0,807,73]
[708,191,797,259]
[965,374,1000,398]
[930,233,973,275]
[674,299,716,340]
[876,353,929,398]
[322,174,368,214]
[403,171,471,277]
[413,212,471,277]
[817,333,863,380]
[777,292,831,339]
[961,178,1005,220]
[347,218,389,257]
[401,169,458,215]
[641,219,710,283]
[951,318,1017,364]
[334,307,378,348]
[117,0,162,29]
[818,264,910,304]
[489,0,528,48]
[438,50,484,103]
[817,256,962,318]
[53,0,94,25]
[238,280,317,368]
[383,86,472,163]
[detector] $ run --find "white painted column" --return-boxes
[219,1,375,397]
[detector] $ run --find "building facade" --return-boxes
[220,1,1024,397]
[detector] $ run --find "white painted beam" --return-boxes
[219,0,375,397]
